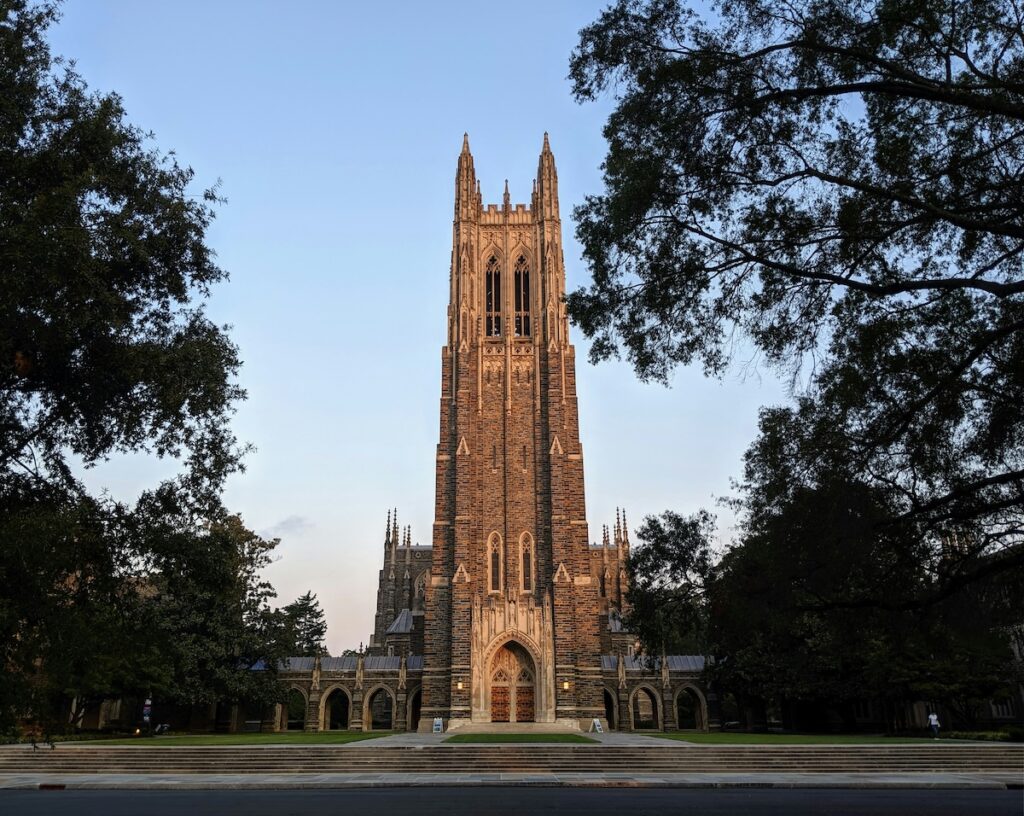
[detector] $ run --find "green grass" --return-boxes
[444,733,597,744]
[649,732,948,745]
[76,731,389,746]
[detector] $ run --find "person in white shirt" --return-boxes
[927,711,940,739]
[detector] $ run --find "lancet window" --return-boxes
[520,533,534,593]
[488,533,503,593]
[513,255,530,336]
[485,256,502,337]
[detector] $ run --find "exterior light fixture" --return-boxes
[457,681,464,690]
[562,681,570,691]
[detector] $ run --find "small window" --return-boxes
[485,256,502,337]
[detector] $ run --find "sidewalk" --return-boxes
[0,771,1019,790]
[365,730,670,747]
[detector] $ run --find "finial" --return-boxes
[503,179,510,210]
[622,509,629,542]
[462,132,470,152]
[385,509,391,544]
[542,132,551,151]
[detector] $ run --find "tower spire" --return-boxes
[536,132,559,221]
[455,134,477,221]
[391,509,399,566]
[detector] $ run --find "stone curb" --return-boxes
[2,773,1019,791]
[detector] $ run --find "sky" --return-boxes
[49,0,787,655]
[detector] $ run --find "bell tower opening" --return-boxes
[485,255,501,337]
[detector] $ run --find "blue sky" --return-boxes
[50,0,786,654]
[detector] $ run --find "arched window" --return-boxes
[513,255,530,336]
[488,533,503,593]
[520,533,534,593]
[485,256,501,337]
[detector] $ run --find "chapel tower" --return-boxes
[419,135,604,729]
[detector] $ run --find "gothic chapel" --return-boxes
[278,136,709,734]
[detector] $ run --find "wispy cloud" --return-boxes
[261,515,313,540]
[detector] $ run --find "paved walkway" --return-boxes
[0,771,1019,789]
[366,730,671,747]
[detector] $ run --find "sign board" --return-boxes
[589,718,604,733]
[432,717,444,733]
[142,698,152,724]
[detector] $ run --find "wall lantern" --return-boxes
[562,681,570,691]
[457,681,464,690]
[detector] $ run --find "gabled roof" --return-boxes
[385,609,414,634]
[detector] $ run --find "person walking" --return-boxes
[927,711,941,739]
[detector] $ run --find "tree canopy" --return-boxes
[573,0,1024,725]
[570,0,1024,604]
[282,591,329,657]
[0,2,284,734]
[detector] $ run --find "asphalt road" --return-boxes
[1,787,1021,816]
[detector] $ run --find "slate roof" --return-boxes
[385,609,414,634]
[279,654,425,672]
[600,654,705,673]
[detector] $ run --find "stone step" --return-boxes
[2,743,1020,775]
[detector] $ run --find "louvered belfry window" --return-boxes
[485,256,501,337]
[513,255,530,336]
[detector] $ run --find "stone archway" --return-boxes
[407,686,422,732]
[363,686,394,731]
[285,687,307,731]
[603,688,618,730]
[320,686,351,731]
[675,685,707,731]
[630,685,661,730]
[488,641,536,723]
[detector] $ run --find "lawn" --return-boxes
[649,732,946,745]
[444,733,597,744]
[76,731,389,746]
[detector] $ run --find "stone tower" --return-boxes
[419,135,603,729]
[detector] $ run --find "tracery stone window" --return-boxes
[488,533,503,593]
[485,255,502,337]
[513,255,530,336]
[519,533,535,593]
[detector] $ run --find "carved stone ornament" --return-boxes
[311,655,322,692]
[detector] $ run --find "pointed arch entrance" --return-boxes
[489,641,536,723]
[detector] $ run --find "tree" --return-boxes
[624,510,715,657]
[0,2,268,734]
[282,591,329,657]
[569,0,1024,604]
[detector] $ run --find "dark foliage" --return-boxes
[0,2,284,735]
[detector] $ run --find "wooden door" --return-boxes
[515,687,534,722]
[491,687,510,722]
